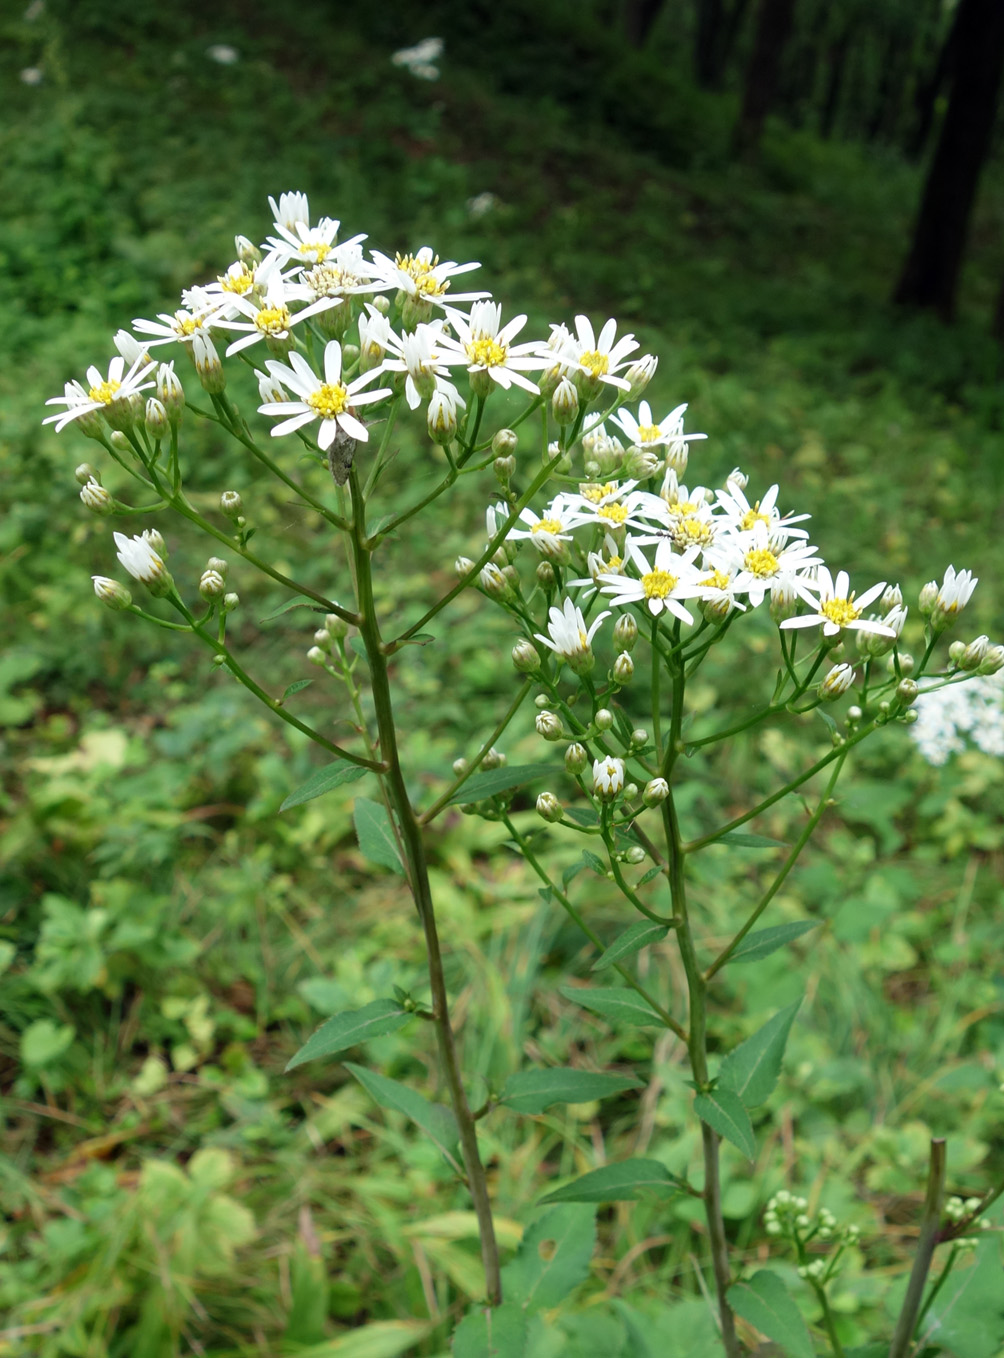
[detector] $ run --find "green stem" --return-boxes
[419,679,534,824]
[913,1244,960,1335]
[888,1138,947,1358]
[347,467,501,1306]
[812,1283,846,1358]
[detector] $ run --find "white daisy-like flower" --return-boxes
[534,597,610,673]
[592,756,625,799]
[113,531,169,586]
[780,568,895,639]
[191,258,272,321]
[538,323,581,393]
[427,381,465,443]
[380,321,454,408]
[567,315,639,393]
[714,481,810,542]
[438,301,547,394]
[258,342,391,447]
[358,304,395,369]
[217,273,338,357]
[933,565,978,623]
[299,242,386,308]
[268,191,311,232]
[133,302,218,350]
[562,480,651,533]
[43,354,156,433]
[507,500,578,559]
[708,524,822,609]
[597,538,704,623]
[696,566,746,621]
[370,245,487,309]
[612,400,707,453]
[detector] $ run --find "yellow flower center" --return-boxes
[744,547,780,578]
[582,482,618,503]
[820,596,860,627]
[255,305,292,335]
[701,569,730,591]
[87,379,121,405]
[414,273,449,297]
[579,349,609,378]
[397,251,438,275]
[675,515,713,544]
[642,569,678,599]
[305,264,357,297]
[533,518,564,535]
[637,423,661,442]
[598,503,628,524]
[220,265,254,294]
[740,503,770,530]
[299,240,331,262]
[467,336,507,368]
[307,383,349,419]
[175,314,203,336]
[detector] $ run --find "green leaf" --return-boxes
[592,920,669,970]
[563,807,599,828]
[719,1000,801,1108]
[559,985,665,1027]
[727,1270,815,1358]
[917,1241,1004,1358]
[539,1158,685,1204]
[499,1067,642,1114]
[20,1019,76,1068]
[280,678,313,702]
[354,798,406,875]
[290,1320,431,1357]
[693,1090,756,1159]
[447,763,557,806]
[717,831,787,849]
[452,1302,528,1357]
[501,1205,597,1312]
[286,1000,413,1071]
[344,1064,461,1172]
[259,595,322,622]
[730,921,819,964]
[280,761,368,811]
[638,866,663,885]
[582,850,607,875]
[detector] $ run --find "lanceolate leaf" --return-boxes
[354,798,406,875]
[446,763,557,806]
[727,1270,815,1358]
[500,1205,597,1312]
[344,1064,461,1172]
[499,1067,643,1114]
[285,1000,413,1071]
[280,760,368,811]
[694,1089,756,1160]
[452,1302,528,1357]
[592,920,669,970]
[719,1000,802,1108]
[730,921,819,964]
[260,596,322,622]
[717,831,787,849]
[280,678,313,702]
[539,1159,685,1205]
[559,985,665,1027]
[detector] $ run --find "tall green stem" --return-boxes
[888,1138,947,1358]
[347,468,501,1306]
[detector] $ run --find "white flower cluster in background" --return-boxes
[911,671,1004,765]
[390,37,443,80]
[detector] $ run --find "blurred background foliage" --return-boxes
[1,0,1003,1353]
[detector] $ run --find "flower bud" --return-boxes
[770,580,798,624]
[454,556,475,579]
[307,646,327,666]
[564,742,588,775]
[193,334,225,394]
[978,644,1004,675]
[145,397,169,438]
[880,583,903,611]
[902,708,918,725]
[222,592,240,613]
[621,445,662,479]
[534,694,552,709]
[613,651,634,684]
[494,454,516,485]
[624,354,658,398]
[104,391,142,432]
[313,629,330,648]
[535,710,564,741]
[896,678,919,705]
[819,663,855,700]
[142,528,167,558]
[889,651,915,676]
[427,388,459,445]
[664,439,689,478]
[949,640,966,667]
[371,293,391,316]
[630,729,649,747]
[92,575,133,610]
[452,757,469,777]
[536,792,563,823]
[959,635,990,672]
[613,615,638,652]
[235,234,261,265]
[220,490,244,521]
[592,756,624,799]
[113,531,172,596]
[109,431,130,452]
[847,705,863,723]
[482,747,506,770]
[595,708,614,731]
[512,639,542,673]
[325,612,349,640]
[75,463,99,485]
[492,428,518,458]
[624,845,646,864]
[552,376,579,426]
[502,565,521,594]
[725,467,748,492]
[80,479,113,515]
[479,562,511,599]
[919,580,939,616]
[536,561,556,590]
[643,777,669,806]
[199,567,227,600]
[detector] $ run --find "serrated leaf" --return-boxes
[916,1241,1004,1358]
[499,1067,642,1114]
[452,1301,528,1357]
[730,921,819,964]
[259,596,322,622]
[559,985,665,1027]
[717,831,787,849]
[719,1000,801,1108]
[447,763,557,806]
[344,1064,461,1172]
[727,1270,815,1358]
[286,1000,413,1071]
[280,678,313,702]
[501,1205,596,1312]
[693,1089,756,1159]
[539,1159,684,1204]
[280,761,368,811]
[592,920,669,970]
[354,798,406,875]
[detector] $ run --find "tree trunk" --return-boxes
[732,0,799,156]
[624,0,667,46]
[893,0,1004,319]
[906,3,961,161]
[695,0,752,87]
[819,24,851,139]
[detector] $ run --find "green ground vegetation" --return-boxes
[1,2,1003,1354]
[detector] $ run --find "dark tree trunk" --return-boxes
[893,0,1004,319]
[993,271,1004,341]
[906,2,961,161]
[867,31,907,142]
[732,0,799,155]
[819,24,851,139]
[624,0,666,46]
[695,0,752,87]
